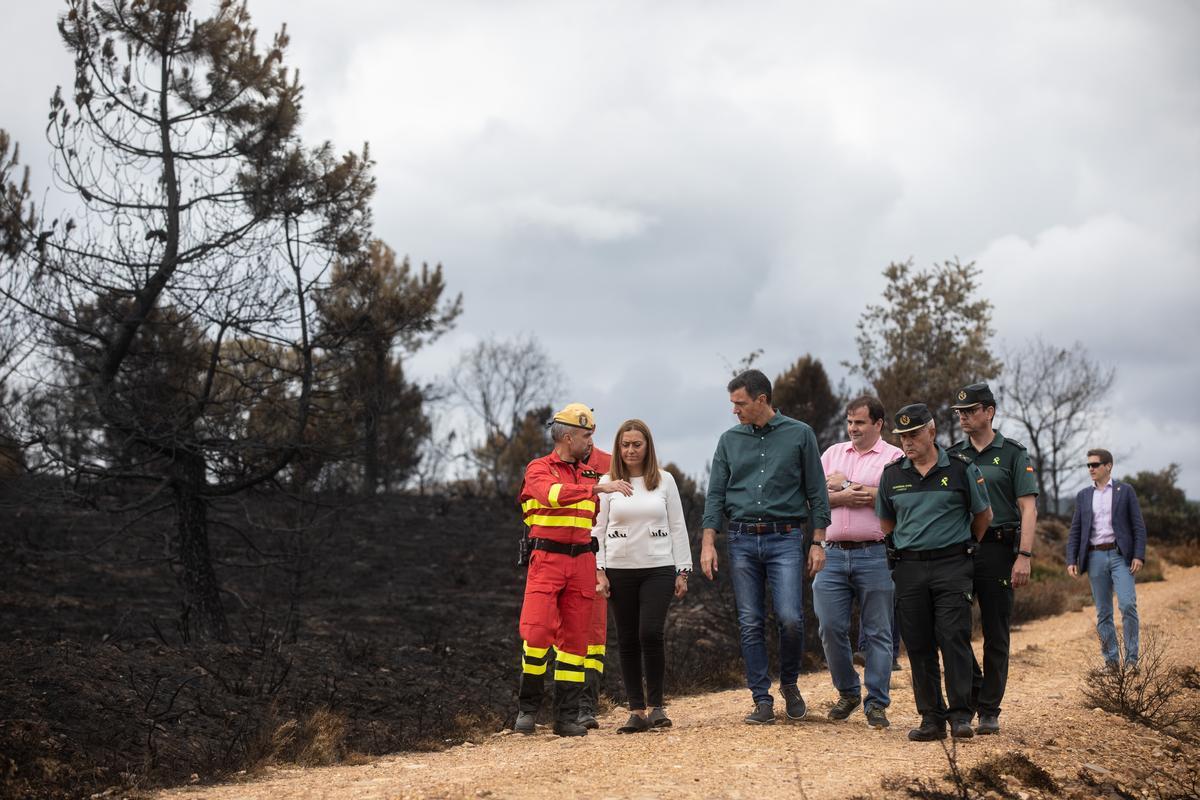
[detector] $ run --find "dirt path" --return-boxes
[163,566,1200,800]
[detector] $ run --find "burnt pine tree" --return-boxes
[850,259,1001,445]
[773,355,844,451]
[3,1,378,640]
[315,239,461,494]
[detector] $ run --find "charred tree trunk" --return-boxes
[172,450,229,642]
[362,342,386,495]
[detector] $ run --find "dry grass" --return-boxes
[253,707,349,768]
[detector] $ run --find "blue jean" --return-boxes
[728,530,805,705]
[857,598,901,660]
[1086,548,1139,665]
[813,542,894,710]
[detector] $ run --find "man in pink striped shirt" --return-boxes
[813,396,904,729]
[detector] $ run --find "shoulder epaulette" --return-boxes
[1004,437,1028,451]
[949,451,974,465]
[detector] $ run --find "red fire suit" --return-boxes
[516,449,604,714]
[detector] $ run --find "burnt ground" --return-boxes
[0,483,750,800]
[0,479,1143,799]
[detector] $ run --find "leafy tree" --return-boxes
[851,258,1001,445]
[1003,337,1115,513]
[315,239,460,494]
[2,1,381,640]
[1121,464,1200,544]
[773,355,844,450]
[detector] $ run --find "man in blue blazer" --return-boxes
[1065,448,1147,667]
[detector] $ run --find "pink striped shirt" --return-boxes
[820,438,904,542]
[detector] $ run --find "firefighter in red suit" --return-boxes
[513,403,632,736]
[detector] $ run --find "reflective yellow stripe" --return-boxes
[523,498,596,514]
[548,483,563,507]
[583,658,605,673]
[555,650,586,666]
[586,644,606,655]
[523,662,548,675]
[523,642,550,659]
[553,669,586,683]
[525,515,593,529]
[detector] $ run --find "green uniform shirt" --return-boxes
[948,431,1039,527]
[876,446,991,551]
[702,411,832,530]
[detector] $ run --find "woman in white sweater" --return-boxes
[593,419,693,733]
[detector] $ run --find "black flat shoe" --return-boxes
[617,713,650,734]
[647,707,672,728]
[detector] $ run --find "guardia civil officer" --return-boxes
[877,403,992,741]
[949,383,1038,736]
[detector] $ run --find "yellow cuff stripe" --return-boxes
[522,662,548,675]
[548,483,563,507]
[523,642,550,658]
[524,515,593,529]
[583,658,605,673]
[555,651,586,666]
[554,669,586,683]
[586,644,606,655]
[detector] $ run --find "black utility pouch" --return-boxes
[884,533,898,570]
[517,534,532,567]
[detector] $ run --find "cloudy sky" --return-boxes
[2,1,1198,495]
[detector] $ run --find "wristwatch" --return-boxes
[839,479,852,490]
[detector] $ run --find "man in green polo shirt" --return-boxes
[949,382,1039,736]
[877,403,992,742]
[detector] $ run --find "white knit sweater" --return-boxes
[592,471,693,572]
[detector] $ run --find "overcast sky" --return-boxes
[2,1,1198,496]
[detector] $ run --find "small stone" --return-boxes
[1082,763,1112,776]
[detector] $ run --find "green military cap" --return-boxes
[951,382,996,409]
[893,403,933,434]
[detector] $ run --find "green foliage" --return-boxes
[851,259,1001,444]
[1122,464,1200,544]
[772,355,844,450]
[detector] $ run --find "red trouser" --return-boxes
[519,549,596,657]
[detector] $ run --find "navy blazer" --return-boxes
[1066,480,1148,572]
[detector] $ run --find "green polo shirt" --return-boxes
[702,411,832,530]
[948,430,1038,527]
[876,446,991,551]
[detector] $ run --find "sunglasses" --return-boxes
[1085,462,1108,469]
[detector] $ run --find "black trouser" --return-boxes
[971,541,1015,718]
[607,565,675,710]
[894,552,975,726]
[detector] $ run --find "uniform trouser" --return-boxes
[517,549,596,720]
[894,551,975,726]
[970,541,1015,718]
[607,565,675,710]
[517,592,608,715]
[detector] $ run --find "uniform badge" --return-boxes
[993,456,1001,465]
[958,391,968,401]
[940,476,949,487]
[899,415,910,426]
[581,469,600,479]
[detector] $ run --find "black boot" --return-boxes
[553,680,588,737]
[578,671,601,729]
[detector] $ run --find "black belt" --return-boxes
[729,520,805,534]
[531,538,598,557]
[981,524,1019,544]
[824,540,883,550]
[894,541,975,561]
[1089,542,1117,552]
